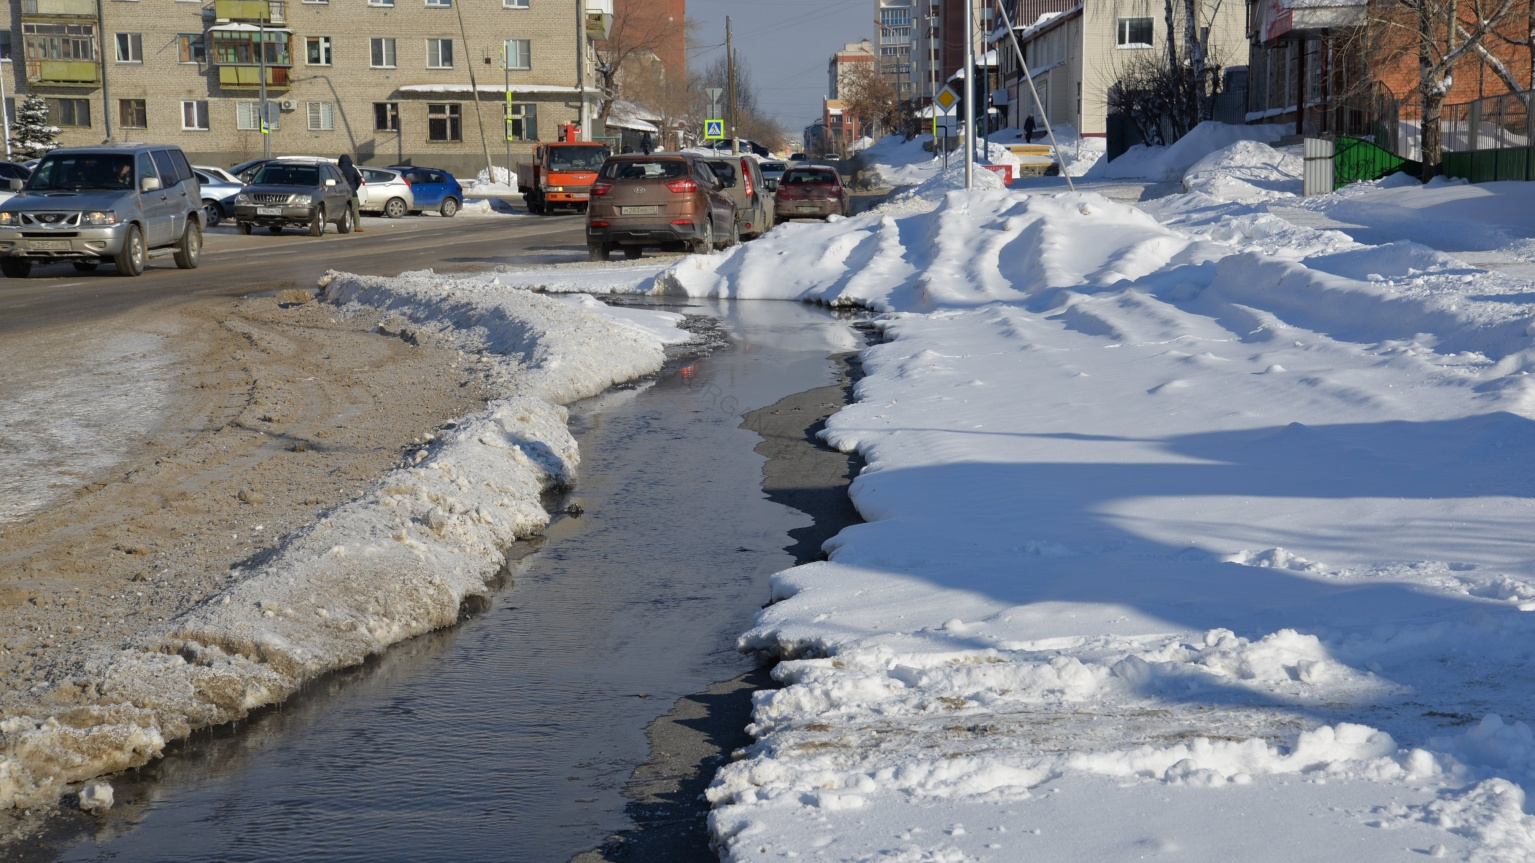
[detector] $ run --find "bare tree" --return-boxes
[839,63,901,140]
[594,1,686,124]
[1108,0,1228,145]
[692,55,786,147]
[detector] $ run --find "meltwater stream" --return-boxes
[54,300,862,863]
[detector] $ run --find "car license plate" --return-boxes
[621,205,658,215]
[796,205,819,213]
[28,240,67,250]
[257,206,284,216]
[571,194,589,201]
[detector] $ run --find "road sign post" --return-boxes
[705,119,725,141]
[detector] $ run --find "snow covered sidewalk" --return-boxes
[612,164,1535,858]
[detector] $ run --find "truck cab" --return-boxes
[518,142,611,215]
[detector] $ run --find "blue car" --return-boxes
[390,166,463,217]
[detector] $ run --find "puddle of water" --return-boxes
[53,299,862,863]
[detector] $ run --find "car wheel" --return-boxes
[72,261,99,272]
[384,197,407,219]
[202,200,223,228]
[440,197,459,218]
[309,207,325,237]
[721,221,741,249]
[173,221,202,269]
[692,218,714,255]
[623,245,642,260]
[588,242,610,262]
[269,225,284,235]
[337,205,354,235]
[113,224,145,277]
[1,258,31,279]
[237,221,252,235]
[527,193,544,215]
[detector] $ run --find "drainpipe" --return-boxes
[97,0,112,141]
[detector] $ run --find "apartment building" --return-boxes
[874,0,913,102]
[3,0,614,175]
[910,0,996,107]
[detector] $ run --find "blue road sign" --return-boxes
[705,119,725,140]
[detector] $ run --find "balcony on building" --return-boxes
[22,20,99,85]
[209,24,292,90]
[21,0,96,17]
[214,0,286,25]
[584,0,613,39]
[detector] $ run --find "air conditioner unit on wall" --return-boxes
[280,100,297,111]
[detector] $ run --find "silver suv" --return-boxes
[0,144,203,277]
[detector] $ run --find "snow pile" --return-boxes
[1181,139,1302,200]
[1089,121,1290,181]
[0,274,689,808]
[857,134,944,188]
[463,166,518,197]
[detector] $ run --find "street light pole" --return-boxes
[0,58,12,158]
[963,0,973,188]
[259,8,269,158]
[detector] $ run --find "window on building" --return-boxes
[369,0,394,7]
[879,8,910,27]
[50,98,89,127]
[1116,17,1152,47]
[211,31,289,64]
[374,101,400,131]
[426,0,450,6]
[427,38,453,68]
[370,37,396,68]
[119,98,146,129]
[182,99,209,130]
[504,38,529,70]
[177,33,205,63]
[25,23,95,65]
[307,101,334,130]
[504,0,528,7]
[0,32,11,61]
[236,99,279,131]
[114,31,142,63]
[427,102,460,141]
[306,36,331,65]
[506,101,536,141]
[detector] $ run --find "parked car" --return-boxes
[0,144,203,277]
[758,160,788,191]
[357,166,414,218]
[699,139,771,158]
[0,162,31,206]
[786,152,808,164]
[773,165,850,221]
[390,166,463,216]
[231,160,357,236]
[230,155,338,183]
[192,167,242,227]
[585,153,737,260]
[704,156,773,239]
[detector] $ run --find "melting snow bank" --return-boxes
[0,271,691,809]
[667,184,1535,859]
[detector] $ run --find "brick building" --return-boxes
[2,0,614,175]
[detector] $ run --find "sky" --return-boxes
[686,0,878,134]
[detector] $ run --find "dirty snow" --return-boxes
[0,275,689,808]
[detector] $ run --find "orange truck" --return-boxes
[517,142,611,214]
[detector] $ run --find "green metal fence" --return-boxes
[1334,136,1421,188]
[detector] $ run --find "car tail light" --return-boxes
[740,158,753,197]
[666,178,698,193]
[590,181,613,196]
[590,220,610,227]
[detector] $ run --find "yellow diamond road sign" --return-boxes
[934,85,959,113]
[705,119,725,140]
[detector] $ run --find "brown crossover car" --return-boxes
[586,154,738,261]
[773,165,851,220]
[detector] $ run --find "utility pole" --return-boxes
[97,0,112,142]
[259,6,268,157]
[726,17,738,155]
[963,0,973,188]
[453,0,494,179]
[576,1,589,141]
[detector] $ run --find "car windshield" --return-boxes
[782,169,837,185]
[28,153,135,191]
[760,162,786,173]
[252,164,320,186]
[600,159,687,180]
[548,146,610,171]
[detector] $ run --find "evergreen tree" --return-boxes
[10,95,60,160]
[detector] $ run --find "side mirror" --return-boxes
[8,178,22,191]
[324,178,337,187]
[140,176,162,192]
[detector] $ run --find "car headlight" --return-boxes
[82,211,117,225]
[546,186,564,192]
[0,212,15,226]
[234,193,252,204]
[290,194,313,207]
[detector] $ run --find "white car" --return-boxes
[358,167,415,219]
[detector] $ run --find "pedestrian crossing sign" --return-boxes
[704,119,725,140]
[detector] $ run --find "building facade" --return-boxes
[874,0,914,102]
[827,38,874,100]
[2,0,614,175]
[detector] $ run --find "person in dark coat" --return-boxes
[1023,114,1037,144]
[338,154,364,232]
[640,131,654,155]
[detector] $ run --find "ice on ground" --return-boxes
[1088,121,1290,182]
[0,274,689,808]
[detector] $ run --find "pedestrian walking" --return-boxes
[1023,114,1036,144]
[640,131,654,155]
[338,154,364,233]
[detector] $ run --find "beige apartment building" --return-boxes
[3,0,613,174]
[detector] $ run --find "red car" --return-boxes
[773,166,850,220]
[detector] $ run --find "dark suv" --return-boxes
[232,160,357,236]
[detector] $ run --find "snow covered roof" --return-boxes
[988,7,1080,44]
[948,51,998,80]
[605,99,660,133]
[208,22,292,32]
[396,83,582,96]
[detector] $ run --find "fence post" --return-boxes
[1304,136,1335,195]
